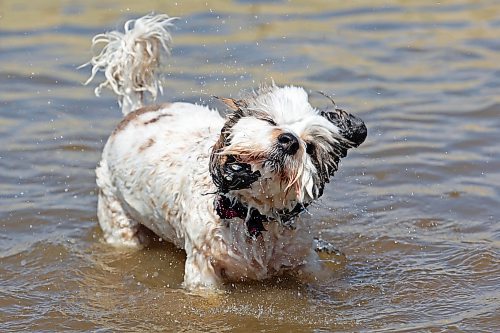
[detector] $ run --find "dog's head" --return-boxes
[210,84,367,217]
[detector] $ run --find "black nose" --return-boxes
[277,133,299,155]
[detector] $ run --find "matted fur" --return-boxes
[83,14,366,290]
[80,14,177,115]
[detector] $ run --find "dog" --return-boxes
[81,14,367,290]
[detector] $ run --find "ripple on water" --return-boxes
[1,0,500,331]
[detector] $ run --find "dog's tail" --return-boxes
[80,14,177,115]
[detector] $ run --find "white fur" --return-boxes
[80,14,177,115]
[83,14,351,290]
[95,102,315,289]
[222,86,342,211]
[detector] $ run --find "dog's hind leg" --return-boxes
[95,161,147,248]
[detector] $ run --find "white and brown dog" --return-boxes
[82,14,367,290]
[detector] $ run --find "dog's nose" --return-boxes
[277,133,299,155]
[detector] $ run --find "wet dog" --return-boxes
[82,14,366,290]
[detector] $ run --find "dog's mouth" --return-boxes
[213,152,316,238]
[232,161,315,212]
[263,153,317,199]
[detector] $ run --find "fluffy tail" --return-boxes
[80,14,177,115]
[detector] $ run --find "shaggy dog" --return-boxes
[82,14,367,290]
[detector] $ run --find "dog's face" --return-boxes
[210,85,367,216]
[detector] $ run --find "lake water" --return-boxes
[1,0,499,331]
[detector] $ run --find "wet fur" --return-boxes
[83,14,366,290]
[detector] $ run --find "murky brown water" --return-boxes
[1,0,499,331]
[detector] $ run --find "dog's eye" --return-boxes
[264,118,277,126]
[306,142,315,155]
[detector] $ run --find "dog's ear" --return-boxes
[209,135,228,191]
[321,108,367,148]
[315,108,366,190]
[209,106,245,192]
[315,91,367,147]
[213,96,248,111]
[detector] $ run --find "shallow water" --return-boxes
[1,0,499,331]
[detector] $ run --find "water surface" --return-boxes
[1,0,499,331]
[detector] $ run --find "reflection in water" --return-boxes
[1,0,499,331]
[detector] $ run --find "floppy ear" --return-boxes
[321,108,367,147]
[308,108,366,197]
[209,122,261,193]
[209,134,228,191]
[209,101,248,192]
[213,96,248,111]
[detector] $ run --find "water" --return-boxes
[1,0,499,331]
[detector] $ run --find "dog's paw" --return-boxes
[220,158,261,192]
[313,238,342,257]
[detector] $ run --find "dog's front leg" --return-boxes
[183,247,222,290]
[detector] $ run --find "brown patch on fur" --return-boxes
[112,103,171,135]
[209,136,228,189]
[143,113,172,125]
[229,150,267,164]
[138,138,156,153]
